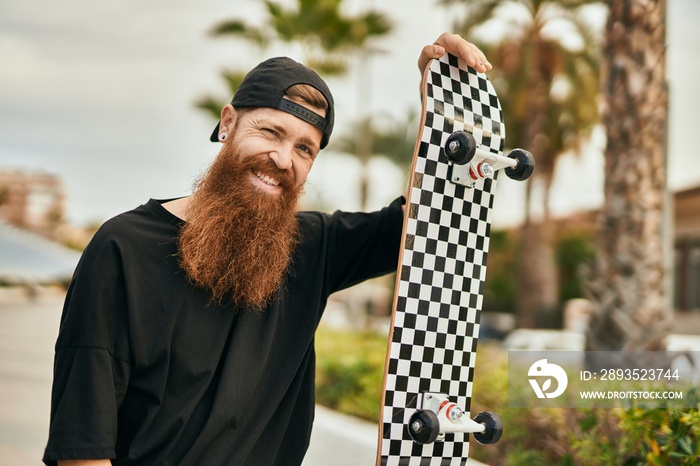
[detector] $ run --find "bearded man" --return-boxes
[43,34,491,466]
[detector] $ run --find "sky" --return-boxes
[1,0,699,228]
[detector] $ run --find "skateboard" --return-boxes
[376,53,534,465]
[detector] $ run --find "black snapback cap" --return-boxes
[210,57,335,149]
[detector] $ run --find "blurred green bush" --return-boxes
[315,327,386,421]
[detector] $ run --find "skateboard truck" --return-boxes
[407,393,503,446]
[444,131,535,188]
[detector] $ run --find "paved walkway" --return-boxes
[0,289,486,466]
[0,289,60,465]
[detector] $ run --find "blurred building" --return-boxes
[0,169,80,286]
[490,184,700,328]
[674,185,700,313]
[0,169,65,239]
[0,221,81,286]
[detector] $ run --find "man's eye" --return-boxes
[262,127,278,137]
[297,145,316,158]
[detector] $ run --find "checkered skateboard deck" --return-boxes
[376,53,527,465]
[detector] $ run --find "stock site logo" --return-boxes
[528,359,568,399]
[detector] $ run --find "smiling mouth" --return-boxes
[255,171,281,187]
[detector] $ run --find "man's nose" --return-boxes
[269,145,293,170]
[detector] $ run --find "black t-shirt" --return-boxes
[43,197,403,466]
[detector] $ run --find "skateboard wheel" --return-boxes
[444,131,476,165]
[505,149,535,181]
[472,411,503,445]
[407,410,440,445]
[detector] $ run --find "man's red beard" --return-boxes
[178,141,303,310]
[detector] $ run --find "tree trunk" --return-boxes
[518,224,560,328]
[516,35,560,328]
[517,176,559,328]
[586,0,670,352]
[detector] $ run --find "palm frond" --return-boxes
[194,95,226,121]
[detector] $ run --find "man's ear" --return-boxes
[220,104,237,134]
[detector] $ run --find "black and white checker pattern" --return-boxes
[378,54,504,466]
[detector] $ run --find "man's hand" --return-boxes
[418,32,492,75]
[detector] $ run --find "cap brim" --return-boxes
[210,122,221,142]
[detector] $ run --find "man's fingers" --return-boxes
[418,33,493,76]
[418,44,445,73]
[435,33,493,73]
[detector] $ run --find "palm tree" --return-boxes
[440,0,603,327]
[196,0,392,122]
[331,110,418,173]
[585,0,670,352]
[195,71,248,121]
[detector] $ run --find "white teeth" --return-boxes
[255,171,280,187]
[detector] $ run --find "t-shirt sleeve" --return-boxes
[325,196,405,292]
[43,223,133,465]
